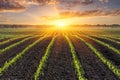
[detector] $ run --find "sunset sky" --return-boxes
[0,0,120,25]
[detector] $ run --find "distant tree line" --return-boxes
[0,24,120,28]
[0,24,53,28]
[70,24,120,28]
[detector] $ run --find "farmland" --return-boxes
[0,26,120,80]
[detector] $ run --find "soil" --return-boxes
[0,38,11,42]
[81,36,120,69]
[0,34,119,80]
[0,36,30,49]
[0,36,39,67]
[0,37,52,80]
[41,35,77,80]
[69,36,119,80]
[92,36,120,50]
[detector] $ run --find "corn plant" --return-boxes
[34,36,56,80]
[0,36,46,74]
[64,35,87,80]
[75,35,120,78]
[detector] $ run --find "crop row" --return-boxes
[96,36,120,45]
[0,36,46,75]
[75,35,120,78]
[0,36,29,45]
[34,36,56,80]
[85,36,120,55]
[0,36,36,54]
[0,34,15,40]
[0,31,50,54]
[1,32,120,79]
[0,30,44,42]
[64,35,87,80]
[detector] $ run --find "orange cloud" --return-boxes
[99,0,109,3]
[40,16,67,21]
[0,0,26,12]
[41,9,120,21]
[0,0,55,12]
[0,0,119,15]
[59,9,120,17]
[53,0,94,11]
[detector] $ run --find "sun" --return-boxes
[53,21,67,29]
[50,20,69,30]
[56,21,66,28]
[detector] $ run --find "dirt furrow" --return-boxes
[0,36,29,49]
[92,36,120,50]
[0,36,39,67]
[0,37,52,80]
[81,36,120,67]
[0,38,11,42]
[41,36,77,80]
[70,36,118,80]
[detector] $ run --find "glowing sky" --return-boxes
[0,0,120,25]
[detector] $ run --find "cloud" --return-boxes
[81,0,94,5]
[56,0,94,5]
[59,9,120,18]
[0,18,10,23]
[99,0,109,3]
[30,0,94,5]
[0,0,26,12]
[40,15,67,21]
[53,0,94,10]
[0,0,119,15]
[30,0,52,4]
[59,10,102,17]
[40,9,120,21]
[0,19,10,22]
[0,0,56,12]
